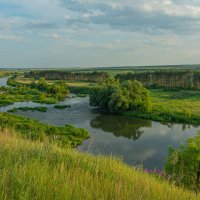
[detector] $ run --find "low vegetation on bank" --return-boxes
[54,104,71,109]
[126,89,200,125]
[0,113,89,147]
[0,76,69,107]
[8,106,48,113]
[0,130,198,200]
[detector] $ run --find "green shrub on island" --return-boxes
[0,113,89,147]
[54,105,71,109]
[8,106,48,113]
[89,78,152,114]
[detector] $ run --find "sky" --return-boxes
[0,0,200,68]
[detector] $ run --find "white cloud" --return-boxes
[0,34,23,41]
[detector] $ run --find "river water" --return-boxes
[0,78,199,169]
[0,77,8,86]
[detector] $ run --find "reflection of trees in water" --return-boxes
[90,115,152,141]
[160,122,197,131]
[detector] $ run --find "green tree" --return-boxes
[90,79,152,114]
[49,81,69,100]
[37,78,47,91]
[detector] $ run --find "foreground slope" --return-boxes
[0,130,198,200]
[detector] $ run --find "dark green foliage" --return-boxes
[115,70,200,91]
[69,86,94,94]
[165,134,200,192]
[8,107,48,113]
[89,78,152,114]
[0,113,89,147]
[25,70,109,82]
[54,105,71,109]
[76,94,87,97]
[30,78,69,100]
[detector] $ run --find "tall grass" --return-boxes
[0,129,198,200]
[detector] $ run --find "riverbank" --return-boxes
[126,89,200,125]
[0,129,198,200]
[0,112,89,147]
[0,76,70,107]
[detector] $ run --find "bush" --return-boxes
[89,78,152,114]
[165,133,200,192]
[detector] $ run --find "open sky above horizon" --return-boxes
[0,0,200,68]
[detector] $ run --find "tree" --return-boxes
[165,133,200,192]
[89,79,152,114]
[37,78,47,91]
[49,81,69,100]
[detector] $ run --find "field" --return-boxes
[15,77,96,87]
[0,129,198,200]
[151,89,200,115]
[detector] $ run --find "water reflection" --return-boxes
[90,115,151,140]
[0,78,8,86]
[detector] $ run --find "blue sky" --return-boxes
[0,0,200,68]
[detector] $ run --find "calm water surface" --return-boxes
[0,78,199,169]
[0,77,8,86]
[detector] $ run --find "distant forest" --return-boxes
[25,71,109,82]
[115,70,200,90]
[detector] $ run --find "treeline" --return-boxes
[25,70,109,82]
[115,70,200,90]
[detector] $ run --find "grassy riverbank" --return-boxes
[126,89,200,125]
[0,130,198,200]
[0,113,89,147]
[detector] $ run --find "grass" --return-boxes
[8,106,48,113]
[15,77,96,87]
[0,112,89,147]
[127,89,200,124]
[0,129,198,200]
[0,76,70,107]
[14,77,96,95]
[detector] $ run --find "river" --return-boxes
[0,77,199,169]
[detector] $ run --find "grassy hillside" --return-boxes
[0,130,198,200]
